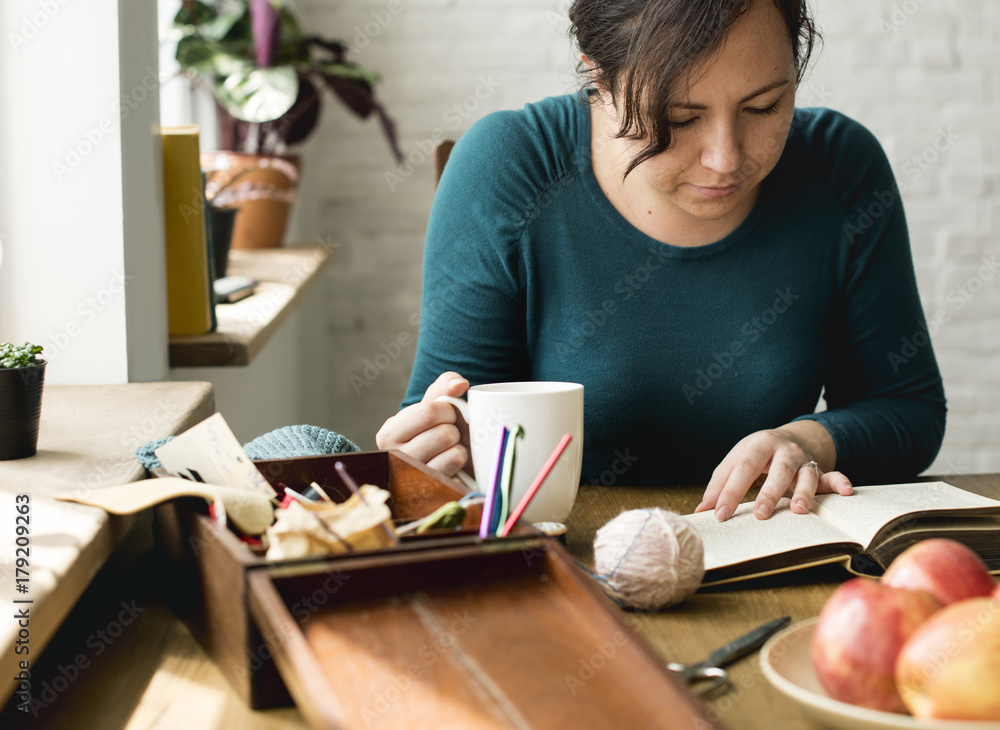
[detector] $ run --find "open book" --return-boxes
[684,481,1000,586]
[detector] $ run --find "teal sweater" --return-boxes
[403,92,946,486]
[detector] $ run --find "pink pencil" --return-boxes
[500,433,572,537]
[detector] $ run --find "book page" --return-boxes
[154,412,276,497]
[683,499,856,571]
[872,515,1000,573]
[812,481,1000,549]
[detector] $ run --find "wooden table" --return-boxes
[2,474,996,728]
[0,382,216,712]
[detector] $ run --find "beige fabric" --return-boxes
[54,477,275,536]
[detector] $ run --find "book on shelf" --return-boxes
[201,171,218,329]
[684,481,1000,587]
[161,125,214,336]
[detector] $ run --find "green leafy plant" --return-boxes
[0,342,44,369]
[171,0,402,161]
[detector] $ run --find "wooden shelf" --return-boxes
[168,245,333,368]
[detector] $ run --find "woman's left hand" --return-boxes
[696,420,853,522]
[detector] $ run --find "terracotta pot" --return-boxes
[201,152,301,250]
[0,361,46,460]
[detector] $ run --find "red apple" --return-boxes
[882,538,994,606]
[811,577,941,713]
[896,597,1000,720]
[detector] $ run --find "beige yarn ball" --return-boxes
[593,508,705,610]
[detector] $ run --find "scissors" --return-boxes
[666,615,791,695]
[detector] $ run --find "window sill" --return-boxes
[168,244,333,368]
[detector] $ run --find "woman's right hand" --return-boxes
[375,371,471,477]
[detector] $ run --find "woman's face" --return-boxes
[603,0,798,234]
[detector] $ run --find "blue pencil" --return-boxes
[479,426,508,539]
[489,428,511,535]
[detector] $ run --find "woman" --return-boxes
[376,0,946,523]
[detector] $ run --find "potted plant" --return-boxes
[0,342,46,460]
[170,0,403,249]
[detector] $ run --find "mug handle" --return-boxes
[434,395,480,493]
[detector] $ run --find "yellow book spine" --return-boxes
[162,125,213,336]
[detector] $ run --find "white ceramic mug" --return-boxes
[437,381,584,523]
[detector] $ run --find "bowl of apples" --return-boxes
[761,539,1000,729]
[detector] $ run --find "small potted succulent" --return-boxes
[0,342,46,460]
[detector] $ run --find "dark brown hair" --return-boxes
[569,0,820,177]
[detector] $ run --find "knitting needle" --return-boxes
[452,469,480,493]
[479,426,508,539]
[283,486,318,505]
[500,433,572,538]
[497,425,522,530]
[309,510,354,552]
[334,461,400,545]
[489,427,512,535]
[308,481,334,502]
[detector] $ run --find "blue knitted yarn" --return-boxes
[135,425,362,472]
[135,437,174,471]
[243,424,362,460]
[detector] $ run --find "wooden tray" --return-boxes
[250,538,719,729]
[153,450,488,707]
[153,450,720,727]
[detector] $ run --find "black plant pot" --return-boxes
[0,361,46,460]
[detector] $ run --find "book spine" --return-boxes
[162,127,214,335]
[201,172,218,330]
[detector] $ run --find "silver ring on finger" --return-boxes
[798,460,820,477]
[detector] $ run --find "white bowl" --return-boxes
[759,618,1000,730]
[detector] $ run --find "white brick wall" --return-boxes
[294,0,1000,479]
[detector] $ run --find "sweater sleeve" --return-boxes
[401,111,540,407]
[794,114,946,482]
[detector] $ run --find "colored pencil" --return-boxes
[497,425,522,531]
[479,426,508,539]
[335,460,399,545]
[500,433,572,537]
[489,428,511,535]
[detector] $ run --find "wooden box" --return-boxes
[153,450,719,728]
